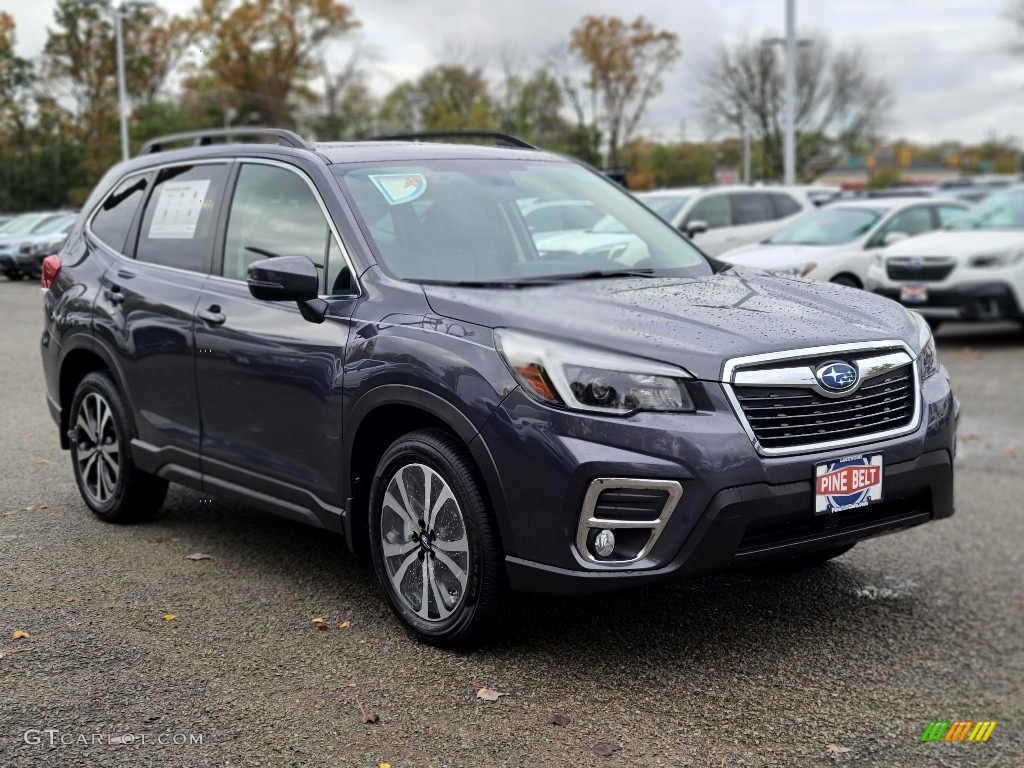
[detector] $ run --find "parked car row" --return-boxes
[0,210,78,281]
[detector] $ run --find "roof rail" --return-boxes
[367,131,538,150]
[138,128,312,156]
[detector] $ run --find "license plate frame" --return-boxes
[900,283,928,304]
[814,454,884,515]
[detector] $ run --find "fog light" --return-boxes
[593,529,616,558]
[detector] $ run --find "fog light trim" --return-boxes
[575,478,683,566]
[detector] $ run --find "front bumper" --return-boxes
[872,281,1023,321]
[482,370,957,595]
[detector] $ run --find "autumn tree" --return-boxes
[188,0,360,128]
[0,11,37,210]
[568,15,681,167]
[700,35,893,179]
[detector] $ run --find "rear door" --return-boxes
[93,161,230,475]
[193,159,359,519]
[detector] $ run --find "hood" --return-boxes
[883,229,1024,258]
[422,268,918,381]
[720,243,852,270]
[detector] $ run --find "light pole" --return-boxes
[765,0,811,185]
[83,0,156,162]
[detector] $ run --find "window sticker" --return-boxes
[369,173,428,206]
[148,179,212,239]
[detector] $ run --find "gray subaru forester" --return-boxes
[40,129,957,647]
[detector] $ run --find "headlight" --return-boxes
[911,312,939,379]
[495,329,695,414]
[769,262,817,278]
[969,246,1024,268]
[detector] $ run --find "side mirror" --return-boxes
[684,220,709,237]
[247,255,320,302]
[883,231,908,246]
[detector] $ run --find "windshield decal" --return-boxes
[369,173,428,206]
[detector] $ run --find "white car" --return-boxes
[719,197,968,288]
[866,186,1024,327]
[636,186,814,256]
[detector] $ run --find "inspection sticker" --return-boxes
[814,453,884,514]
[369,173,428,205]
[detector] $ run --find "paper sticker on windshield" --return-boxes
[148,179,211,239]
[369,173,428,206]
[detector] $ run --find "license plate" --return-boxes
[814,454,884,514]
[900,284,928,303]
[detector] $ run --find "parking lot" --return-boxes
[1,277,1021,767]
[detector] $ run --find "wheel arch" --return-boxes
[58,337,135,449]
[344,385,509,555]
[829,272,863,289]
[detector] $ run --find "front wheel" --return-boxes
[69,371,168,523]
[368,429,507,648]
[830,274,862,289]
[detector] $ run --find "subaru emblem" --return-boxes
[815,361,859,393]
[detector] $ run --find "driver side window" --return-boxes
[224,163,352,294]
[684,195,731,230]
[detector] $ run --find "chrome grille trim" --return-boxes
[722,340,922,457]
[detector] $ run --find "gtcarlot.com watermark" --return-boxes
[24,729,203,747]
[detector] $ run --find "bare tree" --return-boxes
[701,35,893,179]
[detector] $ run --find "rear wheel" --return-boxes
[69,371,168,523]
[368,429,507,648]
[4,270,24,281]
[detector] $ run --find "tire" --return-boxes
[68,371,168,523]
[4,270,24,281]
[784,543,856,567]
[368,429,507,648]
[830,274,861,289]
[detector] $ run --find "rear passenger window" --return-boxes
[731,193,775,225]
[135,164,229,273]
[770,192,802,218]
[90,175,149,253]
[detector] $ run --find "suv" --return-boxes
[636,186,813,256]
[866,186,1024,327]
[41,129,957,647]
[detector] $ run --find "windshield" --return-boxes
[333,159,710,285]
[638,194,689,222]
[1,213,55,235]
[768,206,885,246]
[32,214,76,235]
[948,189,1024,230]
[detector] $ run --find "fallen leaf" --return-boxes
[361,712,380,725]
[825,744,852,755]
[65,596,81,605]
[311,616,329,631]
[476,686,507,702]
[35,459,50,465]
[345,682,358,689]
[161,614,176,622]
[338,620,351,629]
[11,629,30,640]
[593,742,621,757]
[0,647,32,659]
[142,715,162,723]
[22,505,36,512]
[184,553,212,561]
[379,764,391,768]
[71,621,84,629]
[549,713,570,727]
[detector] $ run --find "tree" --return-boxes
[700,35,893,179]
[568,15,681,167]
[0,12,37,211]
[497,67,571,146]
[188,0,360,127]
[378,64,495,134]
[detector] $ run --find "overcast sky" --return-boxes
[9,0,1024,145]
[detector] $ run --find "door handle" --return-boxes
[197,305,226,325]
[103,286,125,304]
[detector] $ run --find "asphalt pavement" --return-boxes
[1,278,1022,767]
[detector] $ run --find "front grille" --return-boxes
[593,487,669,521]
[18,243,32,255]
[886,261,954,281]
[733,365,915,451]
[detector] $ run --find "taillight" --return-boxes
[41,255,62,290]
